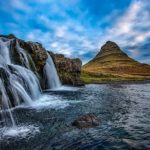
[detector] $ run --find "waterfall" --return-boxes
[16,41,30,69]
[0,37,62,127]
[0,37,41,127]
[44,53,61,89]
[0,39,11,64]
[0,79,16,127]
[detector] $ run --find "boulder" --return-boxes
[72,114,99,129]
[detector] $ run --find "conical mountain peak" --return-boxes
[96,41,126,58]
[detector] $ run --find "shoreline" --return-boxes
[84,80,150,85]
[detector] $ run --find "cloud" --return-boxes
[55,26,66,38]
[51,42,59,48]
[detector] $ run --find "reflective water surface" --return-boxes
[0,84,150,150]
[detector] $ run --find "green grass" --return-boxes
[81,71,150,84]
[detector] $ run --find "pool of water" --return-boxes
[0,84,150,150]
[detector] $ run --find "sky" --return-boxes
[0,0,150,64]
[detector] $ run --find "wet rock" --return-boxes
[0,34,16,39]
[18,40,48,74]
[72,114,99,129]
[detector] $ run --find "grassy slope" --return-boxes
[81,52,150,84]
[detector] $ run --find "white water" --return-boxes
[45,85,79,92]
[0,79,16,127]
[0,39,11,64]
[44,53,61,89]
[0,37,62,130]
[0,125,40,140]
[16,41,30,69]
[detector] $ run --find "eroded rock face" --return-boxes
[51,53,84,86]
[72,114,99,129]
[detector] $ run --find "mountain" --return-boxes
[81,41,150,83]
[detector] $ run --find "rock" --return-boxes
[18,40,48,74]
[0,34,16,39]
[72,114,99,129]
[50,52,84,86]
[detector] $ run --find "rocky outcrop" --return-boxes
[19,41,48,74]
[50,53,84,86]
[72,114,99,129]
[0,34,83,86]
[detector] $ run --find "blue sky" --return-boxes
[0,0,150,64]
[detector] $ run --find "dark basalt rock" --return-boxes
[72,114,99,129]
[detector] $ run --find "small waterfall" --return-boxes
[44,53,61,89]
[0,39,11,64]
[16,41,30,69]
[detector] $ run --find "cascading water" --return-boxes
[16,41,30,69]
[0,79,16,127]
[44,53,61,89]
[0,37,41,127]
[0,36,62,131]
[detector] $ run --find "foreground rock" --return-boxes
[72,114,99,129]
[51,53,84,86]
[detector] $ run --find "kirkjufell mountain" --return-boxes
[81,41,150,83]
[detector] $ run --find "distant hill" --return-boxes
[81,41,150,83]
